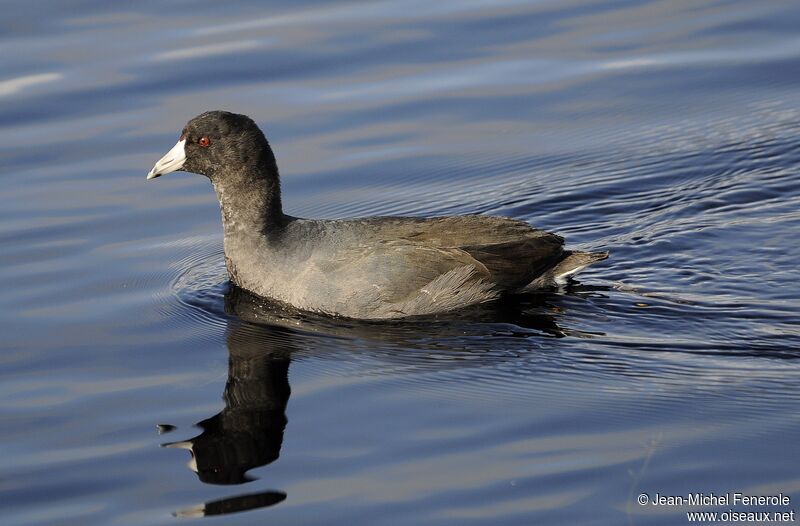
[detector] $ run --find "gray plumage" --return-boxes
[148,111,608,319]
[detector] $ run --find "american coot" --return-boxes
[148,111,607,319]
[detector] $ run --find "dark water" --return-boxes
[2,1,800,524]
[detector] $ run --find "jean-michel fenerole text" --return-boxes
[648,492,791,507]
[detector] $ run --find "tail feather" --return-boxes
[553,251,609,284]
[523,250,609,290]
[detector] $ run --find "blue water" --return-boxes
[2,1,800,524]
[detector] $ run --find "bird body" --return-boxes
[148,111,607,319]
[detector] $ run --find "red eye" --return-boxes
[198,137,211,147]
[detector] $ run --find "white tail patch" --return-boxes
[554,264,588,286]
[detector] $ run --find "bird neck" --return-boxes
[212,164,286,242]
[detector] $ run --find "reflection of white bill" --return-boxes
[173,490,287,518]
[173,503,205,518]
[162,440,197,474]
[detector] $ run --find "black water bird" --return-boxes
[148,111,607,319]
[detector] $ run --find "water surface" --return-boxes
[2,1,800,524]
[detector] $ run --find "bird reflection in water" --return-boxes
[163,288,295,516]
[163,283,601,517]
